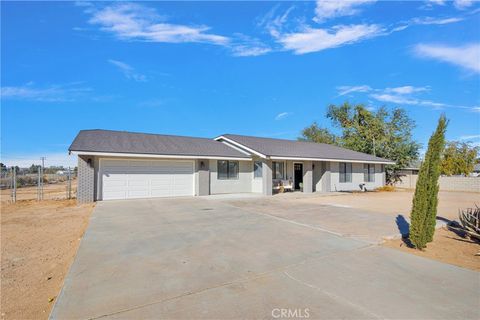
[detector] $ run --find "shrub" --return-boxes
[409,115,447,249]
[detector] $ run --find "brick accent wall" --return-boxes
[77,155,95,203]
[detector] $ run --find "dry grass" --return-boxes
[1,199,94,319]
[375,185,396,192]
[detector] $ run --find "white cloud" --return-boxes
[278,24,383,54]
[369,93,464,110]
[453,0,474,9]
[275,112,291,120]
[425,0,475,9]
[336,85,372,96]
[335,84,476,111]
[230,34,272,57]
[411,16,464,25]
[231,45,271,57]
[88,2,229,45]
[313,0,376,23]
[108,59,146,81]
[385,86,430,94]
[1,152,77,168]
[458,134,480,140]
[1,83,91,102]
[427,0,447,5]
[414,43,480,73]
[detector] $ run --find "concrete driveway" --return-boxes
[51,197,478,319]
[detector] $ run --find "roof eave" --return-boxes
[69,150,251,161]
[269,155,395,165]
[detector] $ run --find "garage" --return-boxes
[100,159,194,200]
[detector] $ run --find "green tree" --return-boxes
[303,102,420,184]
[29,164,39,174]
[299,122,338,145]
[409,115,447,249]
[440,141,478,176]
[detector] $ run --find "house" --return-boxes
[395,160,422,189]
[69,129,395,203]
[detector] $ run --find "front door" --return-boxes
[294,163,303,190]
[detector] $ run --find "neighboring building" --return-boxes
[395,160,422,189]
[69,129,394,203]
[472,164,480,177]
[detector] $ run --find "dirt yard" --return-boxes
[298,189,479,270]
[1,180,77,202]
[1,200,94,320]
[384,228,479,271]
[299,189,478,221]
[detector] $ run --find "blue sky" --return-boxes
[1,0,479,167]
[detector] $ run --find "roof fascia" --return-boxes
[269,156,395,165]
[214,136,267,158]
[70,151,251,161]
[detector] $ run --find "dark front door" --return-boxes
[294,163,303,190]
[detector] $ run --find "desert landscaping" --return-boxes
[1,188,478,319]
[1,199,94,319]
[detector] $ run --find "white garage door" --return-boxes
[101,159,194,200]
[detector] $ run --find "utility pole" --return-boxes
[372,136,376,157]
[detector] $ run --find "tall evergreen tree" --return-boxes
[409,115,447,249]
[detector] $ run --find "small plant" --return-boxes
[375,185,395,192]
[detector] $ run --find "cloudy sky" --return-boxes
[1,1,479,166]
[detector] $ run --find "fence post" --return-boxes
[67,167,72,199]
[11,167,16,203]
[40,165,44,200]
[37,168,41,200]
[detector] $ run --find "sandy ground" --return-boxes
[299,189,479,221]
[297,189,480,270]
[384,228,479,271]
[1,200,94,320]
[1,180,77,202]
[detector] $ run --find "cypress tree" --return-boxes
[409,115,447,249]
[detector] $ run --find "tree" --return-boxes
[29,164,39,174]
[409,115,447,249]
[299,122,338,145]
[299,102,420,183]
[440,141,478,176]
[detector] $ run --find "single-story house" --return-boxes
[69,129,395,203]
[395,160,422,189]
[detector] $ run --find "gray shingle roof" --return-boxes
[220,134,394,163]
[69,130,250,158]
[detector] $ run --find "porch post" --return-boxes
[262,159,273,196]
[303,161,313,193]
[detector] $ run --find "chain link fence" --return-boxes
[1,168,77,203]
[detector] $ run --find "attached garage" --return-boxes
[100,159,194,200]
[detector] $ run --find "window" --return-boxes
[217,160,239,180]
[364,164,375,182]
[339,162,352,183]
[272,161,285,179]
[254,161,262,178]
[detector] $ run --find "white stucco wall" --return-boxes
[209,160,252,194]
[330,162,384,191]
